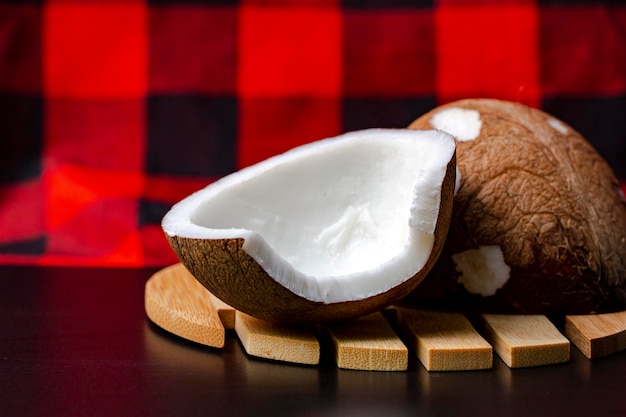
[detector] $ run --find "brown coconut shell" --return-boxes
[403,98,626,315]
[165,149,457,324]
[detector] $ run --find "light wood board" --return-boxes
[145,264,626,371]
[208,293,236,329]
[565,311,626,359]
[481,314,569,368]
[324,312,408,371]
[397,308,492,371]
[144,263,225,348]
[235,311,320,365]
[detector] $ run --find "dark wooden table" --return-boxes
[2,265,626,417]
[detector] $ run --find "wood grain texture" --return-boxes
[481,314,569,368]
[324,312,408,371]
[565,311,626,359]
[397,309,492,371]
[145,264,225,348]
[144,264,626,370]
[166,263,236,329]
[235,311,320,365]
[209,293,236,329]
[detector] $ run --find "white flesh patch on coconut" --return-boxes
[430,107,482,142]
[548,118,568,134]
[455,166,462,195]
[162,129,455,303]
[452,246,511,296]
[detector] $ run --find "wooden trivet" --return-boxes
[145,264,626,371]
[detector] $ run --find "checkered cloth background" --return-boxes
[0,0,625,267]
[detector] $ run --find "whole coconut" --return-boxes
[404,98,626,315]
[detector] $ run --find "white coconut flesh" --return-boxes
[452,245,511,297]
[162,128,455,304]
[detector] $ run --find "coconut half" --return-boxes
[405,99,626,315]
[162,128,456,323]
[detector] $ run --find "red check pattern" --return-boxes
[0,0,625,267]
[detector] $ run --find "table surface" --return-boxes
[2,265,626,417]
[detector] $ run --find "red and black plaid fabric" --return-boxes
[0,0,625,267]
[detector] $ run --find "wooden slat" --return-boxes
[144,264,225,348]
[565,311,626,359]
[324,312,408,371]
[397,309,492,371]
[209,293,236,329]
[235,311,320,365]
[481,314,569,368]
